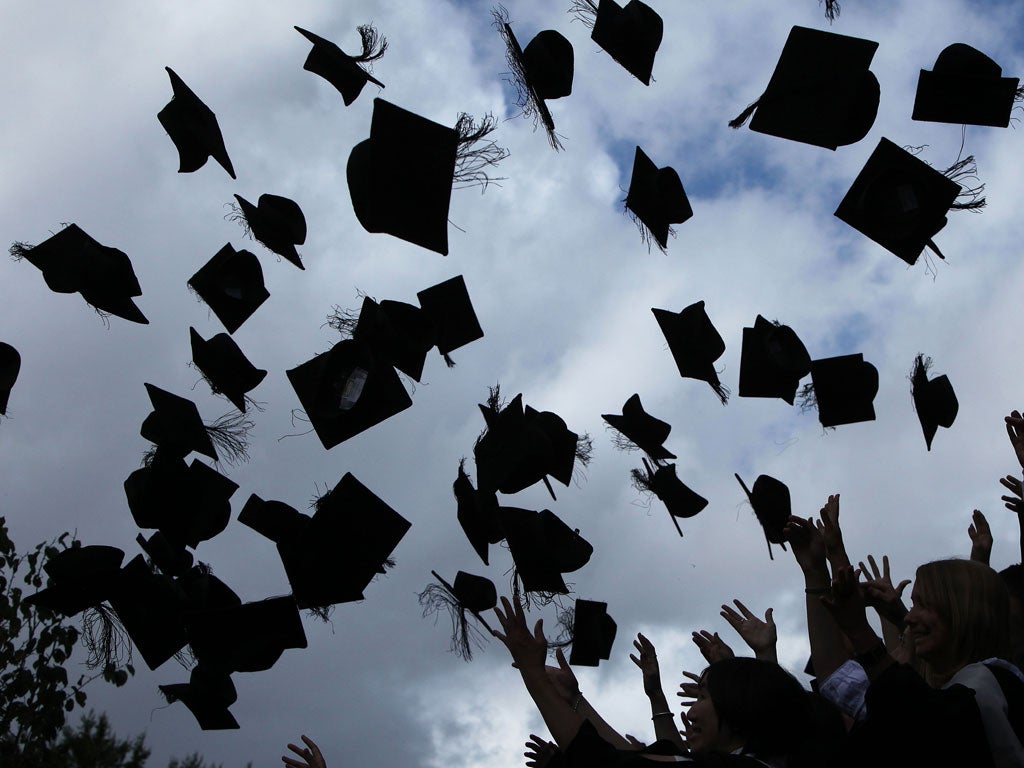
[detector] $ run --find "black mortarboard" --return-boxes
[454,462,502,565]
[735,473,790,560]
[602,393,676,460]
[808,353,879,427]
[416,276,485,365]
[24,545,125,617]
[190,327,267,413]
[419,570,497,660]
[625,147,692,252]
[185,595,307,673]
[108,554,190,670]
[136,532,193,577]
[911,355,958,451]
[159,665,239,730]
[232,194,306,270]
[730,26,879,150]
[913,43,1020,128]
[499,507,592,594]
[493,8,573,149]
[652,302,729,404]
[569,599,617,666]
[352,297,436,382]
[347,98,459,255]
[738,316,812,405]
[588,0,663,85]
[834,138,962,264]
[0,343,20,414]
[141,384,218,461]
[634,459,708,536]
[295,25,386,106]
[157,67,236,179]
[286,338,413,450]
[188,244,269,334]
[13,224,148,324]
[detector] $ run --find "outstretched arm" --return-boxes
[858,554,910,653]
[720,599,778,663]
[629,633,685,751]
[967,509,993,566]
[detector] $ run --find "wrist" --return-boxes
[846,626,882,656]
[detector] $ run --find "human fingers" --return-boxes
[720,603,743,627]
[301,736,325,768]
[629,652,641,668]
[895,579,911,596]
[866,554,880,580]
[732,599,754,619]
[882,555,891,581]
[555,647,571,672]
[764,607,775,626]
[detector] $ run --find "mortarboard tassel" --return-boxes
[568,0,598,27]
[821,0,840,22]
[728,99,762,129]
[418,571,495,661]
[942,155,987,211]
[82,603,132,670]
[453,112,509,190]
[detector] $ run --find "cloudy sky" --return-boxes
[3,0,1024,766]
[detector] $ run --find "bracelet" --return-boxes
[651,711,674,720]
[805,587,830,595]
[570,692,583,711]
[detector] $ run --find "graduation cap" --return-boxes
[159,665,239,730]
[454,461,502,565]
[0,343,20,415]
[738,316,812,405]
[913,43,1020,128]
[11,224,148,324]
[911,354,958,451]
[24,545,125,617]
[632,458,708,537]
[499,507,593,594]
[157,67,235,178]
[108,555,191,670]
[188,243,270,334]
[231,194,306,270]
[185,595,307,673]
[136,532,193,577]
[141,384,218,461]
[190,327,267,413]
[295,25,386,106]
[652,302,729,404]
[602,393,676,460]
[807,353,879,428]
[569,598,617,666]
[735,473,790,560]
[286,338,413,450]
[625,147,692,252]
[418,570,497,660]
[574,0,663,85]
[834,138,967,264]
[729,26,879,150]
[492,7,574,149]
[417,276,485,366]
[351,296,436,382]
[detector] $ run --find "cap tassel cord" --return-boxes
[821,0,841,22]
[728,98,761,129]
[567,0,598,28]
[353,24,387,63]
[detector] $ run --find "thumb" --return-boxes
[895,579,911,596]
[765,607,774,624]
[556,647,569,670]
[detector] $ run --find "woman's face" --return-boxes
[905,582,952,665]
[685,678,733,754]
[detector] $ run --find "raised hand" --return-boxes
[815,494,850,571]
[1006,411,1024,470]
[629,632,665,699]
[968,509,993,565]
[283,736,326,768]
[691,629,735,664]
[1001,475,1024,514]
[493,594,548,670]
[676,670,701,706]
[858,554,910,626]
[524,734,559,768]
[821,565,872,639]
[720,599,777,662]
[783,515,827,577]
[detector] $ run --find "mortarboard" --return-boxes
[190,327,267,413]
[808,353,879,428]
[633,458,708,536]
[136,532,194,577]
[911,354,958,451]
[295,25,386,106]
[159,665,239,730]
[625,147,692,252]
[188,244,270,334]
[108,554,191,670]
[913,43,1020,128]
[652,302,729,404]
[602,393,676,460]
[231,194,306,270]
[157,67,236,179]
[453,462,502,565]
[569,598,617,666]
[730,26,879,150]
[185,595,307,673]
[140,384,218,461]
[418,570,498,660]
[499,507,592,594]
[352,296,436,382]
[416,275,485,366]
[582,0,663,85]
[0,343,20,414]
[735,474,790,560]
[738,316,812,405]
[24,545,125,617]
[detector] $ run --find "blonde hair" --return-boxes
[914,558,1011,668]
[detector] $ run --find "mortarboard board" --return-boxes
[602,393,676,460]
[581,0,663,86]
[231,194,306,270]
[418,570,498,660]
[453,462,502,565]
[625,146,692,252]
[157,67,236,179]
[295,25,386,106]
[633,458,708,536]
[136,532,193,577]
[735,474,790,560]
[185,595,307,673]
[188,244,270,334]
[159,665,239,730]
[190,327,267,413]
[108,554,191,670]
[569,598,617,666]
[738,316,812,405]
[24,544,125,617]
[499,507,592,594]
[493,8,573,149]
[834,138,963,264]
[141,384,219,461]
[286,338,413,450]
[347,98,459,255]
[913,43,1020,128]
[911,354,958,451]
[352,296,436,382]
[652,302,729,404]
[416,275,485,365]
[807,353,879,428]
[0,343,20,414]
[730,26,879,150]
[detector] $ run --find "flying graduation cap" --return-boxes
[492,7,574,149]
[569,598,617,666]
[738,316,812,405]
[632,458,708,537]
[913,43,1021,128]
[453,461,502,565]
[0,343,20,415]
[188,243,270,334]
[729,26,879,150]
[625,147,692,252]
[157,67,236,179]
[572,0,663,85]
[806,353,879,428]
[190,327,267,413]
[417,275,485,366]
[499,506,593,594]
[911,354,958,451]
[295,25,386,106]
[735,473,790,560]
[652,302,729,404]
[602,393,676,460]
[418,570,498,660]
[24,544,125,617]
[231,194,306,270]
[159,665,239,730]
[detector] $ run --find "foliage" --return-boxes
[42,711,149,768]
